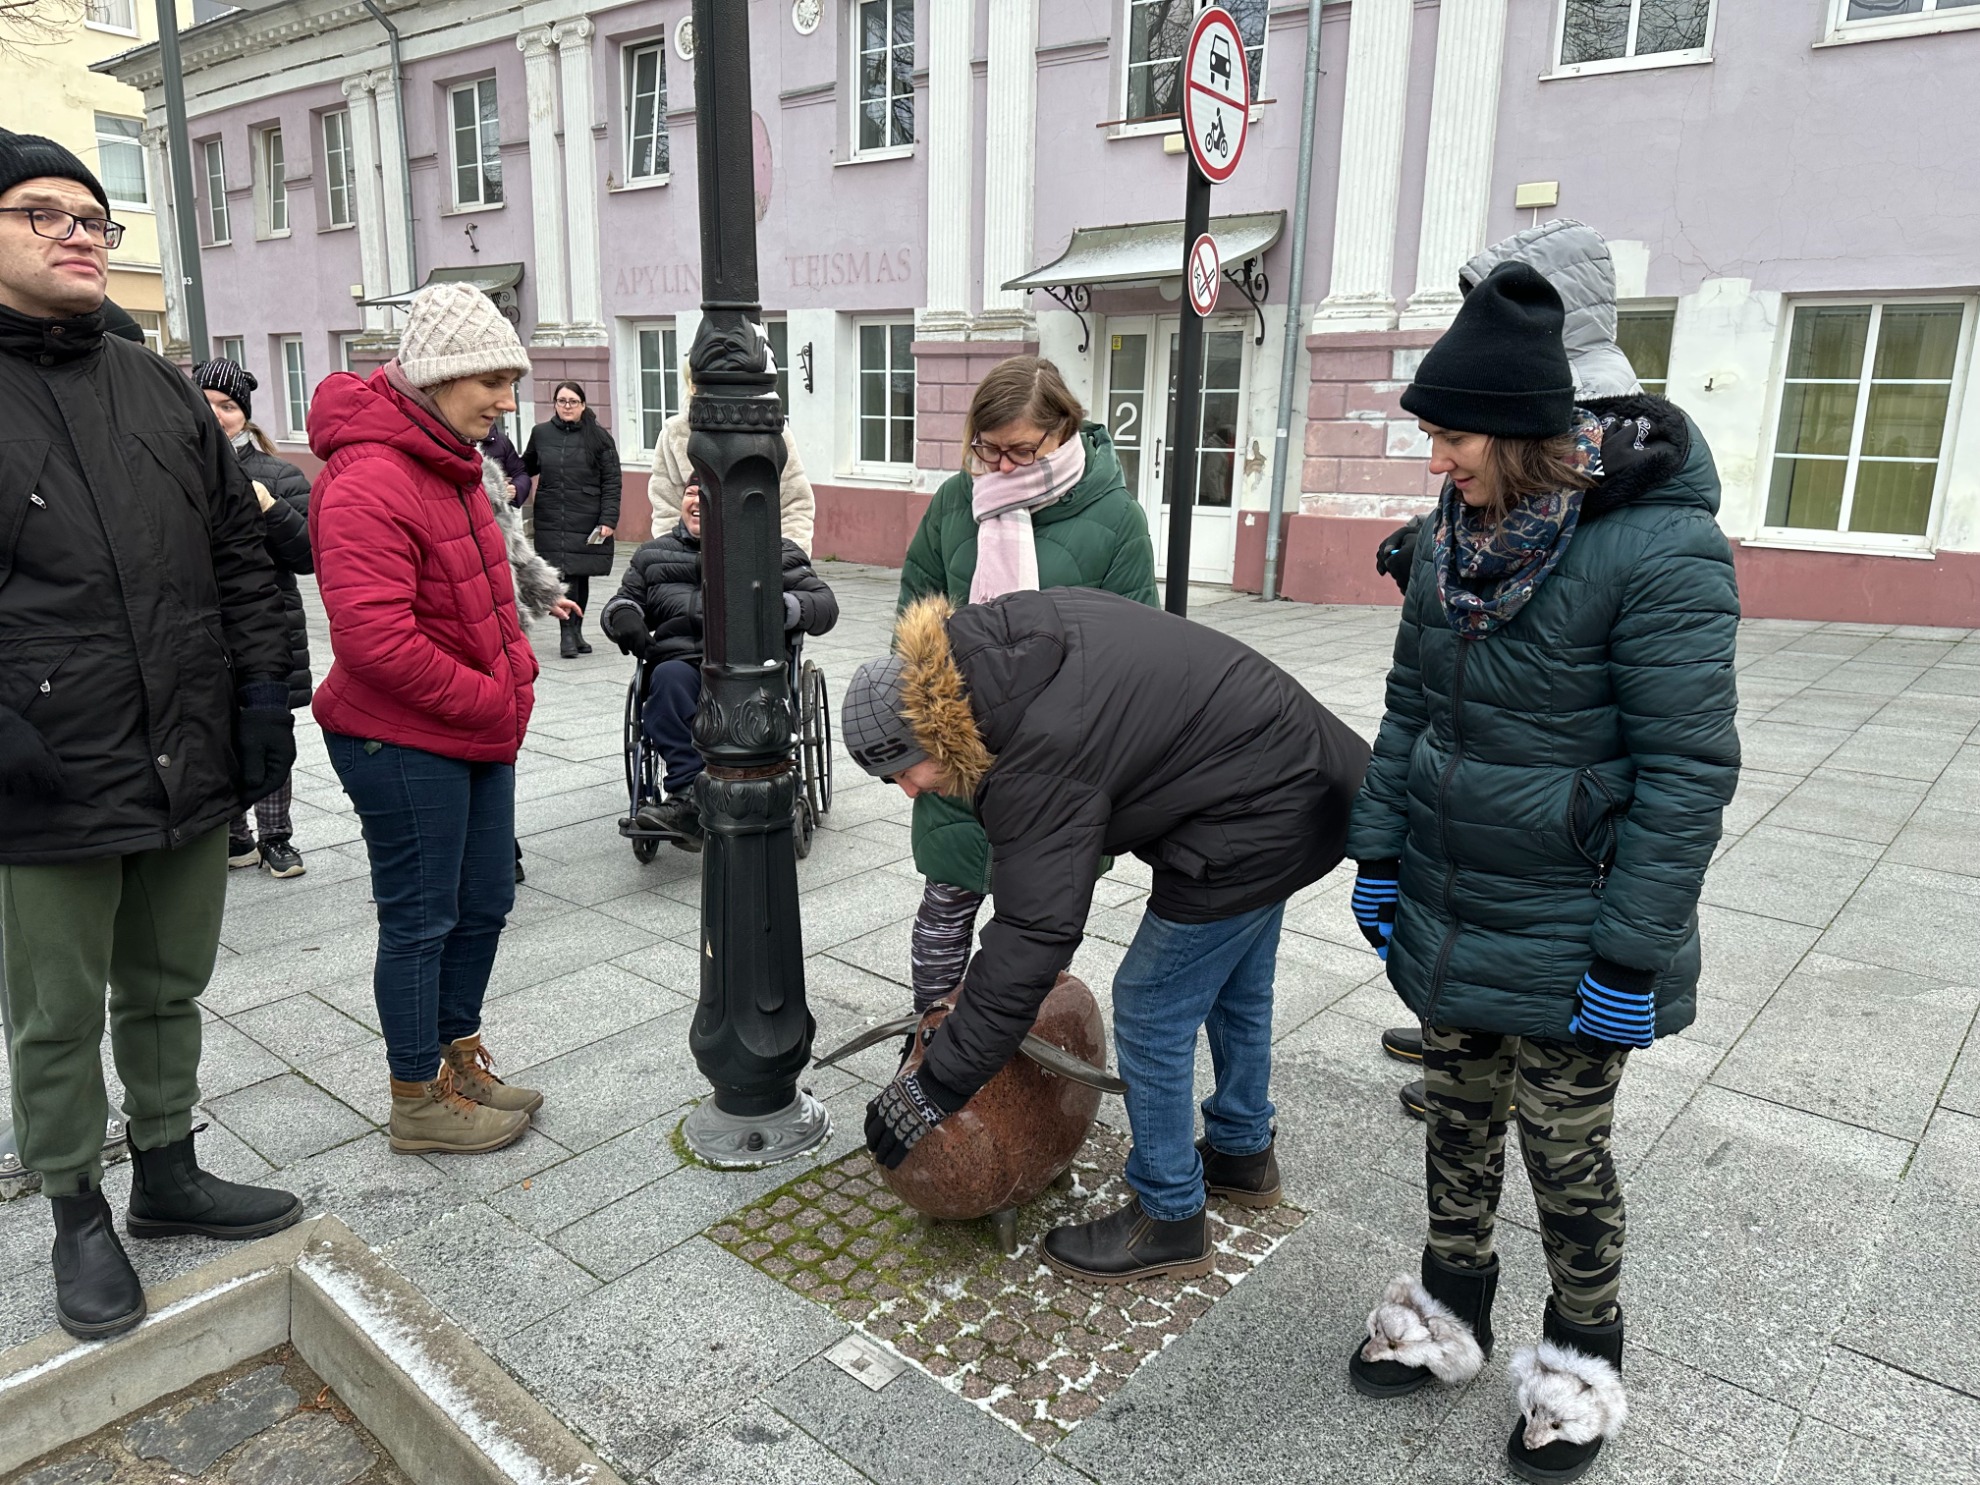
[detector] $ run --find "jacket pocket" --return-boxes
[0,638,80,716]
[1149,836,1212,882]
[0,441,50,590]
[1566,768,1627,892]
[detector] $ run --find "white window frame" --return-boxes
[849,0,915,161]
[1116,0,1267,138]
[853,317,916,474]
[258,126,289,238]
[626,319,682,458]
[83,0,136,34]
[321,109,356,229]
[1757,295,1976,556]
[1616,301,1679,397]
[622,39,670,187]
[337,332,363,374]
[280,336,308,440]
[128,308,163,355]
[765,316,792,421]
[1821,0,1980,45]
[93,113,149,211]
[449,77,504,210]
[201,139,231,245]
[1548,0,1717,79]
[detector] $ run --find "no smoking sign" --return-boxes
[1187,233,1220,318]
[1183,7,1250,185]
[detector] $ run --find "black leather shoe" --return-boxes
[1196,1134,1282,1208]
[51,1183,146,1339]
[1042,1198,1212,1285]
[1399,1079,1426,1121]
[1350,1247,1497,1399]
[1507,1302,1626,1483]
[1381,1025,1425,1063]
[558,620,579,659]
[126,1135,304,1241]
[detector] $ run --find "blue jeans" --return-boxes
[1111,901,1284,1221]
[325,734,517,1082]
[639,659,704,795]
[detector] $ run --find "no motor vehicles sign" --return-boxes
[1183,8,1250,185]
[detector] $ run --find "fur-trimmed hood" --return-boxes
[895,596,994,798]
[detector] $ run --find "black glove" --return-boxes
[865,1064,970,1170]
[234,682,296,801]
[602,602,654,659]
[0,703,65,800]
[783,592,804,631]
[1374,515,1424,598]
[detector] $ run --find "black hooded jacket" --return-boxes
[601,523,839,666]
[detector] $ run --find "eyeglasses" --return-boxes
[0,207,125,249]
[969,438,1043,468]
[554,397,583,407]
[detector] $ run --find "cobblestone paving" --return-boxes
[710,1124,1305,1446]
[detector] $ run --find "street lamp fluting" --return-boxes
[678,0,829,1165]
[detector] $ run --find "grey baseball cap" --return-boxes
[842,655,928,780]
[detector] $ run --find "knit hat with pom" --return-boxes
[396,281,531,388]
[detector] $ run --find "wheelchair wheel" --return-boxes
[802,660,832,820]
[794,794,816,859]
[632,835,660,864]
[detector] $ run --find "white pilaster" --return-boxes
[1314,0,1413,332]
[556,18,605,342]
[915,0,973,341]
[341,75,392,333]
[140,124,187,351]
[977,0,1039,337]
[1400,0,1508,329]
[518,25,568,338]
[371,67,413,297]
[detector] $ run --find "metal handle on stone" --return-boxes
[810,1015,1128,1096]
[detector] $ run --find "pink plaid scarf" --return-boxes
[968,433,1087,604]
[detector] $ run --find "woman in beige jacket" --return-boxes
[648,369,816,553]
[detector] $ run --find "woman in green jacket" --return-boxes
[897,356,1156,1010]
[1342,264,1740,1484]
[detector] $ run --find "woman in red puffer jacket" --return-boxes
[309,281,546,1159]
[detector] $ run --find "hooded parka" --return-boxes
[234,440,313,708]
[901,588,1370,1098]
[523,408,622,578]
[602,523,839,667]
[0,305,289,865]
[1345,399,1741,1041]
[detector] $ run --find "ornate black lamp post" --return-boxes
[678,0,828,1165]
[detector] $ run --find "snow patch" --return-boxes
[0,1268,274,1394]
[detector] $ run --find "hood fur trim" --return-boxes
[1362,1274,1486,1384]
[1510,1340,1629,1450]
[894,596,994,797]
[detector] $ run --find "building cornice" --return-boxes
[93,0,407,90]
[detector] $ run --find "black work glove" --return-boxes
[1374,515,1424,598]
[601,602,654,659]
[865,1063,970,1170]
[0,703,65,800]
[234,682,296,801]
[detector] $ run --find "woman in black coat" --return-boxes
[523,380,621,658]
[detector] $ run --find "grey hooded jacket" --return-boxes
[1462,219,1642,400]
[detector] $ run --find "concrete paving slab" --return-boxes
[484,1113,685,1238]
[1804,1344,1980,1478]
[1882,805,1980,874]
[642,1402,873,1485]
[196,1014,294,1099]
[1818,860,1980,982]
[226,993,378,1067]
[1760,769,1929,845]
[510,1006,702,1154]
[380,1201,600,1346]
[481,908,664,998]
[208,1074,376,1168]
[1698,825,1883,928]
[1822,722,1969,781]
[1734,721,1852,777]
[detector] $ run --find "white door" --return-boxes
[1101,317,1244,586]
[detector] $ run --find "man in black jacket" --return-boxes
[842,589,1369,1282]
[0,131,302,1340]
[599,479,838,842]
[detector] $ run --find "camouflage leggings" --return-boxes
[1422,1025,1629,1326]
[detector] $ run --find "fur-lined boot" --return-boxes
[1506,1300,1628,1483]
[1349,1247,1496,1399]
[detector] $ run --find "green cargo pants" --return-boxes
[0,827,227,1197]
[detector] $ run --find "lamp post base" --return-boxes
[682,1089,832,1168]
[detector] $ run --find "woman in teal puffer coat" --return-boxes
[896,356,1156,1010]
[1341,264,1740,1485]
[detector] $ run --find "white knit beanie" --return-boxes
[397,282,532,388]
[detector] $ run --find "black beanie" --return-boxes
[1400,261,1574,439]
[193,358,256,421]
[0,129,110,216]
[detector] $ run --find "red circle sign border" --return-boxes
[1182,6,1250,185]
[1188,233,1221,317]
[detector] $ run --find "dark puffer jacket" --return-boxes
[902,589,1370,1098]
[523,409,621,577]
[1345,398,1741,1041]
[600,524,839,666]
[235,440,313,708]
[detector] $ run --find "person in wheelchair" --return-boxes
[599,478,839,843]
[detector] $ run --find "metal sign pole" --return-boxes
[1162,159,1212,618]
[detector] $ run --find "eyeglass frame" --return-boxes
[0,206,126,249]
[553,394,585,406]
[968,437,1045,469]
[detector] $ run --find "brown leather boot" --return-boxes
[389,1065,530,1154]
[443,1034,544,1115]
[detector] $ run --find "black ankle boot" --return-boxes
[1197,1133,1282,1208]
[126,1135,303,1241]
[51,1182,146,1339]
[558,619,579,659]
[1350,1247,1497,1398]
[572,618,592,655]
[1507,1301,1627,1484]
[1042,1197,1212,1285]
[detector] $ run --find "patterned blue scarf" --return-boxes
[1433,412,1604,639]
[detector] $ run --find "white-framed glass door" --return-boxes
[1101,315,1243,585]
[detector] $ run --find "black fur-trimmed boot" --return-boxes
[1507,1300,1628,1483]
[1349,1247,1496,1398]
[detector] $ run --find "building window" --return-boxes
[1766,300,1969,544]
[84,0,136,32]
[280,336,308,439]
[1556,0,1714,71]
[128,308,162,354]
[201,139,230,244]
[1829,0,1980,41]
[451,78,503,208]
[322,110,356,228]
[1617,307,1676,396]
[624,41,669,184]
[218,336,245,366]
[338,332,362,373]
[94,115,147,210]
[857,321,915,467]
[853,0,914,155]
[259,127,288,236]
[765,318,791,420]
[634,322,681,452]
[1124,0,1265,124]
